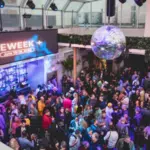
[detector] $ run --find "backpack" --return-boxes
[123,141,130,150]
[119,126,127,138]
[69,134,78,148]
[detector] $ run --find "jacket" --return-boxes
[38,100,45,116]
[42,114,52,130]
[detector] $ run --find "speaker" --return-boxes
[107,0,115,17]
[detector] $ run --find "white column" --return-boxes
[144,0,150,37]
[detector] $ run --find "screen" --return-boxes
[0,29,58,65]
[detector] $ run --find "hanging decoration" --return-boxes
[91,25,126,60]
[134,0,143,7]
[119,0,126,4]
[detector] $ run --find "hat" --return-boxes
[70,87,75,92]
[104,81,108,84]
[107,103,112,107]
[82,141,90,148]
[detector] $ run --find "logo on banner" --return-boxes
[0,40,42,57]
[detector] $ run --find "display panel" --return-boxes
[0,64,28,92]
[0,29,58,65]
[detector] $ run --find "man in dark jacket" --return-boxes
[16,120,30,137]
[90,132,101,150]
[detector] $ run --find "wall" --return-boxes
[58,27,145,37]
[144,0,150,37]
[27,59,44,90]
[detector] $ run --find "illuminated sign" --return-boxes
[0,40,42,57]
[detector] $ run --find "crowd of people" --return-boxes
[0,66,150,150]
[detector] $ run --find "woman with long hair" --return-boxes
[11,115,21,137]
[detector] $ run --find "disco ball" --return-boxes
[91,25,126,60]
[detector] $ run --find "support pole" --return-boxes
[144,0,150,37]
[72,10,73,28]
[120,3,122,27]
[61,10,63,28]
[137,6,140,28]
[90,1,92,27]
[42,5,45,29]
[0,8,2,31]
[73,47,77,86]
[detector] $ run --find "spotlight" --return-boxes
[26,0,35,9]
[50,3,58,11]
[0,0,5,8]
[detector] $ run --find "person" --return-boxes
[11,115,20,137]
[16,120,30,138]
[9,138,20,150]
[104,125,119,150]
[0,108,6,135]
[10,103,19,118]
[0,127,4,141]
[18,131,35,150]
[27,95,36,114]
[88,94,97,108]
[72,93,79,116]
[111,106,121,125]
[144,125,150,150]
[106,103,113,120]
[134,126,145,150]
[90,132,101,150]
[69,129,82,150]
[60,141,67,150]
[116,117,129,138]
[116,136,135,150]
[78,141,90,150]
[69,117,80,133]
[38,97,45,116]
[42,109,52,131]
[63,93,72,112]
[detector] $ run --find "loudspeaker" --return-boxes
[107,0,115,17]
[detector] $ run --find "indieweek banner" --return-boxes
[0,29,58,65]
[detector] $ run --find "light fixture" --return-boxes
[0,0,5,8]
[23,13,32,18]
[50,2,58,11]
[26,0,35,9]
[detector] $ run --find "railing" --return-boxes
[0,6,146,31]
